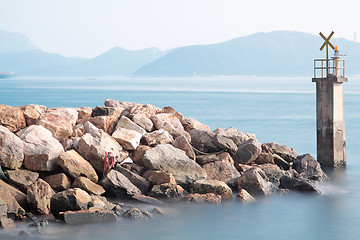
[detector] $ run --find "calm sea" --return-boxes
[1,76,360,240]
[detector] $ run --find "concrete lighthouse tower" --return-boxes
[312,31,347,168]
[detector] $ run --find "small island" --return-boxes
[0,99,327,232]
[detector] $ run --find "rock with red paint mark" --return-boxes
[5,169,39,193]
[143,129,174,146]
[185,193,222,204]
[72,177,105,195]
[50,188,92,217]
[112,128,142,151]
[44,173,71,192]
[193,179,233,199]
[27,178,55,215]
[78,122,125,173]
[57,149,98,183]
[0,104,26,132]
[182,118,210,132]
[0,126,24,169]
[17,125,64,171]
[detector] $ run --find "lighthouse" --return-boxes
[312,32,347,168]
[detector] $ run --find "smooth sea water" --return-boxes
[1,76,360,240]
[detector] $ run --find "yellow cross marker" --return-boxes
[319,31,335,76]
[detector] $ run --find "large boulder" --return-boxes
[293,154,328,181]
[47,107,79,126]
[27,179,54,215]
[189,129,220,153]
[201,153,240,186]
[113,167,150,194]
[37,112,74,141]
[143,129,174,146]
[72,177,105,195]
[50,188,92,216]
[112,128,142,150]
[235,167,273,197]
[233,139,261,165]
[78,122,126,173]
[213,127,256,146]
[99,170,142,197]
[258,164,294,183]
[143,144,207,186]
[193,179,233,199]
[5,169,39,192]
[44,173,71,192]
[182,118,210,132]
[17,125,64,171]
[0,126,24,169]
[57,150,98,183]
[0,104,26,132]
[262,142,297,163]
[115,116,146,136]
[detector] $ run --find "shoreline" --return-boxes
[0,99,327,234]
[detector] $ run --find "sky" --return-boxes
[0,0,359,58]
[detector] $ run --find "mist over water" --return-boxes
[1,76,360,240]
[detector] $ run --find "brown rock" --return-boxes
[72,177,105,195]
[132,113,154,132]
[148,171,177,185]
[17,125,64,171]
[77,107,93,121]
[236,189,256,203]
[193,179,233,199]
[0,104,26,132]
[46,107,78,126]
[201,154,240,186]
[254,153,274,165]
[182,118,210,132]
[112,128,142,150]
[148,183,185,199]
[0,126,24,169]
[19,105,41,126]
[185,193,221,204]
[27,178,54,214]
[78,123,125,173]
[235,164,253,173]
[57,150,98,183]
[151,113,189,141]
[172,135,196,160]
[51,188,92,216]
[89,115,119,135]
[72,124,85,138]
[132,145,151,166]
[262,142,297,162]
[273,153,290,170]
[160,106,184,121]
[213,127,256,145]
[126,104,159,119]
[0,187,25,216]
[99,170,142,197]
[0,179,27,209]
[44,173,71,191]
[0,216,15,230]
[235,167,273,197]
[5,169,39,192]
[115,116,146,135]
[143,129,174,146]
[123,207,152,219]
[0,198,7,216]
[37,112,74,141]
[89,195,115,210]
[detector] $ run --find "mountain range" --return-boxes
[1,29,360,77]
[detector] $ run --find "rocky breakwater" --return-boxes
[0,100,327,232]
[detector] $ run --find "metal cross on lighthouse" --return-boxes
[319,31,335,76]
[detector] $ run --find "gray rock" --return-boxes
[132,113,153,132]
[0,216,15,230]
[273,154,290,170]
[17,125,64,171]
[235,167,273,197]
[123,207,152,219]
[189,129,220,153]
[63,208,117,224]
[213,127,256,145]
[0,126,24,169]
[279,176,321,193]
[143,144,207,186]
[233,139,261,165]
[185,193,221,204]
[182,118,210,132]
[100,170,142,197]
[132,195,164,205]
[115,116,146,136]
[113,166,150,194]
[293,154,328,181]
[6,169,39,193]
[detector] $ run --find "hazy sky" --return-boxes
[0,0,359,58]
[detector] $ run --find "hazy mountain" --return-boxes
[134,31,360,77]
[0,29,36,53]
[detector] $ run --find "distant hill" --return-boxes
[1,30,360,77]
[134,31,360,77]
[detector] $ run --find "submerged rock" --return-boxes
[185,193,221,204]
[123,207,152,219]
[63,208,117,224]
[148,183,186,199]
